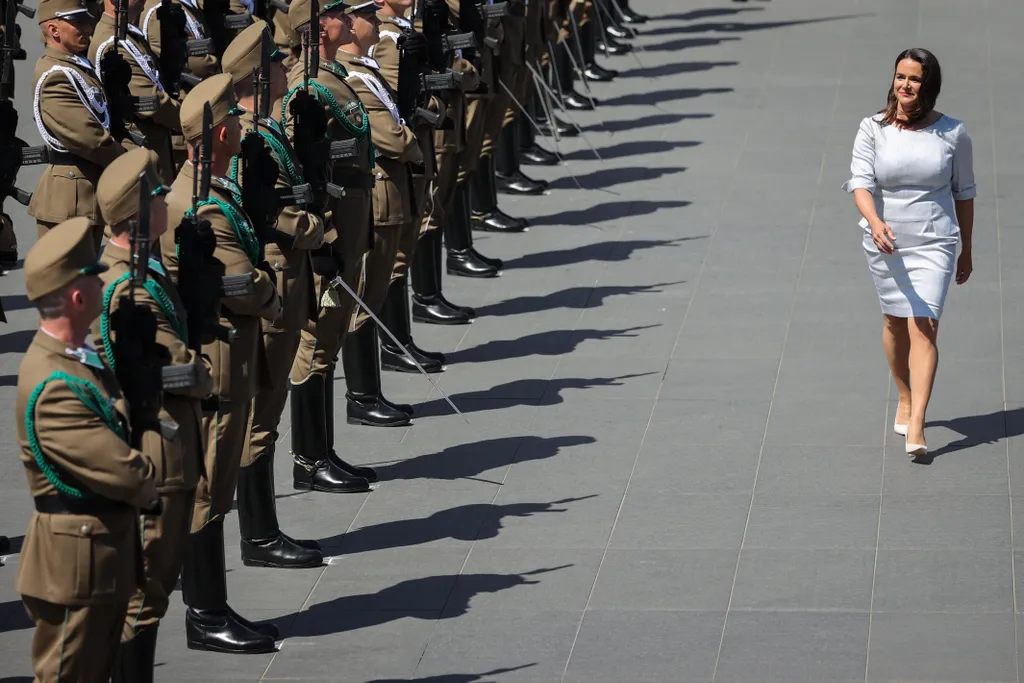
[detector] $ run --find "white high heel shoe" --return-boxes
[906,442,927,459]
[894,420,908,436]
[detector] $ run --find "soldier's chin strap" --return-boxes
[325,274,468,424]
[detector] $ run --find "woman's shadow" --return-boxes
[922,407,1021,462]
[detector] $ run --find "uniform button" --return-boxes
[376,172,383,180]
[68,172,76,179]
[79,524,89,534]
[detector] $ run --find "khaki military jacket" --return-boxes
[15,330,158,605]
[337,49,421,227]
[141,0,221,92]
[93,242,211,491]
[236,115,323,331]
[27,47,127,224]
[371,16,440,187]
[89,13,183,182]
[284,56,374,245]
[161,163,281,400]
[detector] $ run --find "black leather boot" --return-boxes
[411,230,475,324]
[555,44,597,110]
[344,323,411,427]
[596,32,632,55]
[495,123,549,196]
[519,113,559,166]
[381,276,446,373]
[182,521,277,654]
[111,625,159,683]
[291,374,371,493]
[238,454,323,569]
[323,366,381,481]
[582,21,618,81]
[613,0,649,24]
[471,155,530,231]
[445,183,502,278]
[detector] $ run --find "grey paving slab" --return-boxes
[1,0,1023,681]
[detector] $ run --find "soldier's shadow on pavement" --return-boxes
[377,434,597,482]
[287,566,572,638]
[600,87,733,108]
[529,201,692,228]
[645,14,869,47]
[920,407,1024,462]
[477,282,685,317]
[657,7,764,22]
[445,327,659,364]
[416,374,656,415]
[0,329,34,354]
[547,166,687,191]
[365,666,538,683]
[0,598,32,634]
[560,139,701,162]
[317,496,597,554]
[580,112,713,133]
[504,236,706,270]
[644,36,742,52]
[619,60,739,79]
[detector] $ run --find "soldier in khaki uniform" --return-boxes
[29,0,126,245]
[92,149,213,681]
[141,0,222,168]
[160,74,282,654]
[89,0,182,181]
[221,20,324,568]
[370,0,449,371]
[16,217,160,683]
[336,1,421,427]
[282,0,377,490]
[432,0,502,278]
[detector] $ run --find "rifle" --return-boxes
[288,0,330,208]
[202,0,252,56]
[174,103,254,350]
[99,0,159,143]
[155,0,190,95]
[109,165,178,444]
[238,31,285,258]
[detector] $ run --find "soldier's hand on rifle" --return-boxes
[399,30,429,72]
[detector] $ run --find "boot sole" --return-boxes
[412,314,473,325]
[186,640,277,655]
[346,416,410,427]
[290,481,370,491]
[447,268,501,279]
[241,556,324,569]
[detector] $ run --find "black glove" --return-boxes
[399,30,429,71]
[310,243,339,278]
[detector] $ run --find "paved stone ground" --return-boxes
[3,0,1024,680]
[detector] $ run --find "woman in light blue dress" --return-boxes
[843,48,976,460]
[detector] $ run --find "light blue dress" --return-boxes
[843,113,976,319]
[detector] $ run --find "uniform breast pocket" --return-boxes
[50,515,122,601]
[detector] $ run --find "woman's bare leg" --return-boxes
[882,314,912,426]
[906,316,940,446]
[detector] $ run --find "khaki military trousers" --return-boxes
[247,247,313,467]
[392,220,421,282]
[123,488,194,640]
[459,95,490,185]
[353,223,403,329]
[23,595,126,683]
[192,397,250,532]
[292,201,371,385]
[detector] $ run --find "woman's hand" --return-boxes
[956,249,973,284]
[870,219,896,254]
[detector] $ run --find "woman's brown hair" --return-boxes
[879,48,942,127]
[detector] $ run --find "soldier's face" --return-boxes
[352,14,380,45]
[48,17,94,52]
[221,115,243,157]
[69,275,104,324]
[320,11,352,46]
[149,196,168,242]
[270,62,287,100]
